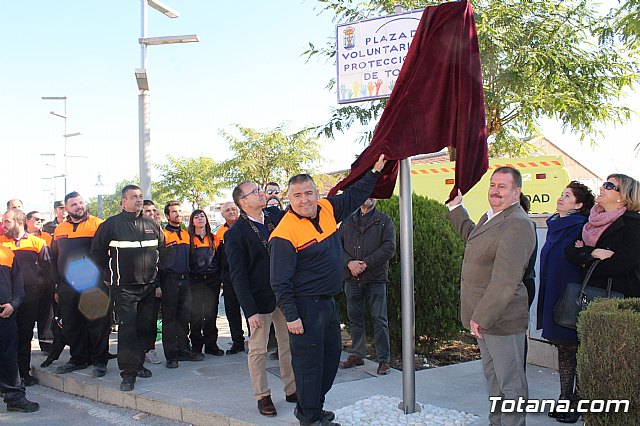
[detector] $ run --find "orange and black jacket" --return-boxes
[214,223,231,284]
[269,170,379,322]
[0,245,24,310]
[163,224,190,274]
[190,233,218,275]
[0,233,50,290]
[51,214,103,286]
[32,230,53,247]
[91,211,165,286]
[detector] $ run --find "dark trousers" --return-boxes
[111,284,155,379]
[141,293,161,353]
[57,282,111,366]
[161,275,192,360]
[0,316,26,403]
[222,280,244,346]
[289,297,342,424]
[37,282,54,352]
[189,276,220,352]
[344,281,391,363]
[16,284,47,377]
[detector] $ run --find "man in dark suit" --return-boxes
[448,167,536,426]
[224,182,296,417]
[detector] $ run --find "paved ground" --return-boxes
[0,385,186,425]
[23,309,564,426]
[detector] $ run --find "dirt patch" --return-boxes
[341,330,480,371]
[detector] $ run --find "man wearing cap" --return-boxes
[43,201,67,235]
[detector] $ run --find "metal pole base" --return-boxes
[398,401,422,414]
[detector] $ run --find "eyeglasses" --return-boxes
[30,218,45,222]
[602,181,620,192]
[240,188,261,200]
[266,189,280,195]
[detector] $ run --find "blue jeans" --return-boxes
[344,281,390,363]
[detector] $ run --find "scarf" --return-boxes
[240,209,276,256]
[582,204,626,246]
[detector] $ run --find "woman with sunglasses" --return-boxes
[187,210,224,356]
[560,174,640,423]
[536,182,595,422]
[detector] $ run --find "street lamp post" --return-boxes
[136,0,199,199]
[42,96,82,196]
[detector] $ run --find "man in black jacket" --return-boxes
[338,198,395,376]
[91,185,166,391]
[225,182,296,417]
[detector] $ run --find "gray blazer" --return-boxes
[448,202,535,336]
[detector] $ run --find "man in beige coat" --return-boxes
[448,167,535,426]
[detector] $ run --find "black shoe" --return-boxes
[92,364,107,378]
[322,410,336,422]
[556,411,581,423]
[166,359,179,369]
[226,344,245,355]
[177,350,205,361]
[120,377,135,392]
[6,397,39,413]
[205,346,224,356]
[21,375,39,387]
[56,362,88,374]
[137,367,152,378]
[40,358,54,368]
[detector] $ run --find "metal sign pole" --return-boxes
[398,157,420,414]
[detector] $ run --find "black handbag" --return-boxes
[553,260,624,330]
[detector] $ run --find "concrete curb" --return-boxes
[32,367,253,426]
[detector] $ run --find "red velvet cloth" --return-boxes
[329,0,488,201]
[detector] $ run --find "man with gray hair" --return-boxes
[225,182,295,417]
[269,155,386,426]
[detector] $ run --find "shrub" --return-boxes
[576,297,640,425]
[337,194,464,354]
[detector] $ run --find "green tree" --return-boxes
[601,0,640,48]
[155,156,225,210]
[219,124,321,188]
[307,0,638,156]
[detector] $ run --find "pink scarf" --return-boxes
[582,204,626,246]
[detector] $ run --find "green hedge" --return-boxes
[337,194,464,354]
[577,297,640,425]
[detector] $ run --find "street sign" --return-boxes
[336,10,423,104]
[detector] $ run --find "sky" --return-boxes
[1,0,638,216]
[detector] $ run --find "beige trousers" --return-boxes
[247,307,296,400]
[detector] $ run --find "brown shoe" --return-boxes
[339,354,364,369]
[377,361,390,375]
[257,395,277,416]
[285,392,297,403]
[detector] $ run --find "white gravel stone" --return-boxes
[334,395,480,426]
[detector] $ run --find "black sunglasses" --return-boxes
[602,181,620,192]
[266,189,280,195]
